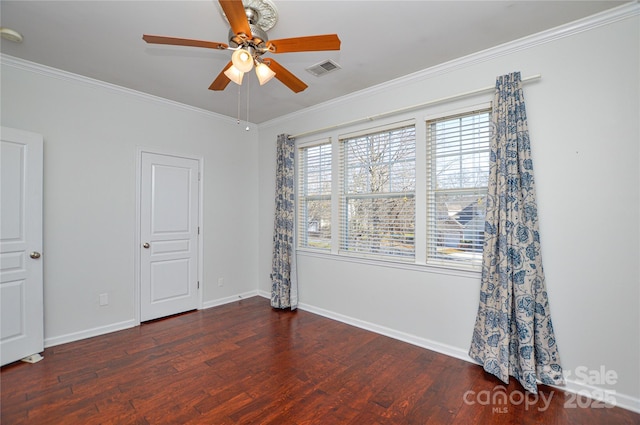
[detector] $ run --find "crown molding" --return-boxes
[0,54,239,125]
[259,1,639,129]
[2,1,637,129]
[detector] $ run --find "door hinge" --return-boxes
[198,172,201,182]
[197,281,200,289]
[198,226,200,235]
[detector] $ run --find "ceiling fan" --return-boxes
[142,0,341,93]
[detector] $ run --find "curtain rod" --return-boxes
[289,74,541,139]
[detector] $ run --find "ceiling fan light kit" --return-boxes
[142,0,340,93]
[231,48,254,72]
[255,62,276,85]
[224,65,244,85]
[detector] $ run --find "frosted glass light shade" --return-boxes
[255,63,276,85]
[231,48,254,73]
[224,65,244,85]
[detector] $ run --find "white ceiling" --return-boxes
[0,1,628,123]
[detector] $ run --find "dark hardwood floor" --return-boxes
[2,296,638,424]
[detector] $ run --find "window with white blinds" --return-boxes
[295,106,490,272]
[426,109,490,267]
[339,125,416,259]
[297,141,332,250]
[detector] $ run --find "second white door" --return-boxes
[140,151,199,322]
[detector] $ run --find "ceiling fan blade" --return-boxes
[143,34,228,50]
[264,59,308,93]
[267,34,341,54]
[219,0,252,39]
[209,61,233,91]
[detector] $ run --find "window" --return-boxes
[426,109,490,266]
[340,125,416,259]
[295,106,489,271]
[297,141,332,250]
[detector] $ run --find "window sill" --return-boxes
[296,248,482,279]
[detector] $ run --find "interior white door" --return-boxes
[140,152,199,322]
[0,127,44,366]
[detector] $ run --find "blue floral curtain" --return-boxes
[271,134,298,309]
[469,72,563,393]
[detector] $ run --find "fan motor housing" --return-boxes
[228,24,268,51]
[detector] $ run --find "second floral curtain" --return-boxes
[469,72,564,393]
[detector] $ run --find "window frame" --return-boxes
[425,107,491,270]
[338,122,417,261]
[296,138,333,251]
[294,102,491,275]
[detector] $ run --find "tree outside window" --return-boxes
[341,125,416,258]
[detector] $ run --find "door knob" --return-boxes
[143,242,150,249]
[30,251,41,259]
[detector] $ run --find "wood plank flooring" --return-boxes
[2,296,638,424]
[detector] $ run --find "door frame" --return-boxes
[134,147,204,325]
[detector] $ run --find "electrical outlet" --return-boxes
[99,293,108,306]
[217,277,224,287]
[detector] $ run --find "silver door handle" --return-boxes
[143,243,150,249]
[30,251,41,259]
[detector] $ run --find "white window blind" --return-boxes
[340,125,416,259]
[426,109,490,267]
[297,141,332,250]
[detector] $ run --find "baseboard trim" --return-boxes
[43,291,259,348]
[293,300,640,414]
[548,379,640,414]
[201,290,260,310]
[43,293,640,414]
[44,319,137,348]
[295,301,470,362]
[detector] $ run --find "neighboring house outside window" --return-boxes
[426,109,490,267]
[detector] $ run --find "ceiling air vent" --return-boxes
[306,60,341,77]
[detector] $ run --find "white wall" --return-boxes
[1,60,259,344]
[258,8,640,409]
[1,3,637,413]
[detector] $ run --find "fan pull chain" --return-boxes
[236,83,241,125]
[245,76,250,131]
